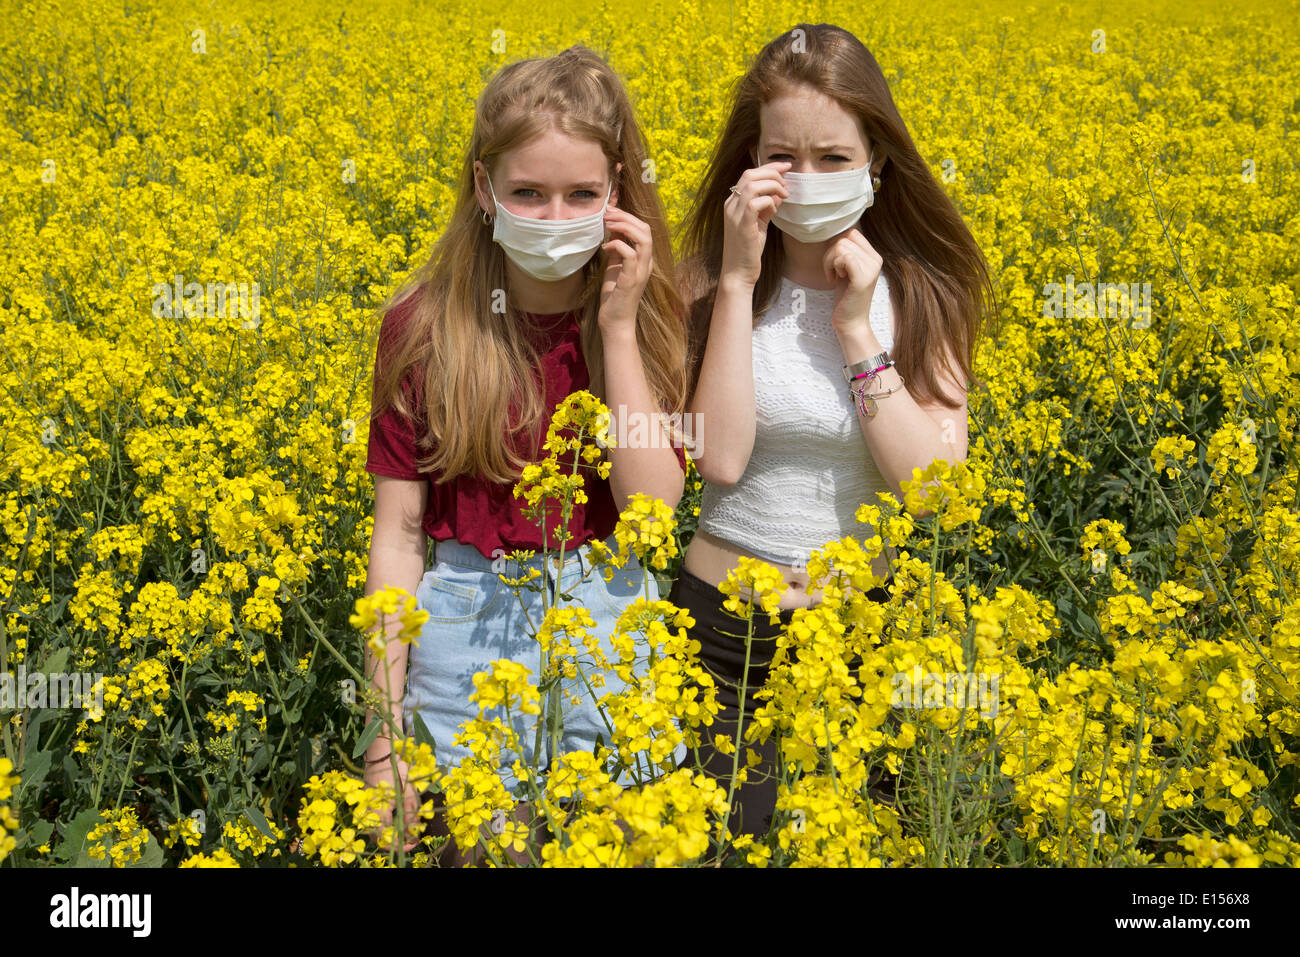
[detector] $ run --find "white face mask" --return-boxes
[486,174,611,281]
[769,148,875,244]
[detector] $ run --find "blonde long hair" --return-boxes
[370,46,687,485]
[678,24,998,409]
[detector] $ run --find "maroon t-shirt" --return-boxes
[365,294,689,559]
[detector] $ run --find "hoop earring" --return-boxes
[482,208,493,225]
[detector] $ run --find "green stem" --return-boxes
[715,603,757,864]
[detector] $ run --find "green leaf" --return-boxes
[16,748,52,803]
[13,817,54,852]
[411,711,436,758]
[40,646,69,676]
[191,671,223,690]
[128,831,166,868]
[44,593,72,623]
[57,807,107,863]
[25,706,54,742]
[245,743,269,776]
[296,735,313,780]
[241,806,280,843]
[351,716,383,758]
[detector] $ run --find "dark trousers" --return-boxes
[667,565,900,838]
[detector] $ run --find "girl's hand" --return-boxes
[598,206,654,339]
[721,161,790,288]
[824,227,884,335]
[365,752,423,853]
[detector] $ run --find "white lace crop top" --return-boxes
[695,272,896,567]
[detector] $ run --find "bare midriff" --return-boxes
[682,527,895,610]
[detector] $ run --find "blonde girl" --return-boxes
[362,46,690,864]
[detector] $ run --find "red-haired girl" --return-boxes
[673,23,997,838]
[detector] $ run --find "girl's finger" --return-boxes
[825,239,854,267]
[748,195,779,222]
[739,161,792,185]
[730,178,788,210]
[845,228,874,253]
[603,204,643,216]
[736,177,789,201]
[604,213,652,246]
[602,205,637,223]
[604,206,652,236]
[602,238,637,263]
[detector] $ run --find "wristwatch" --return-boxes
[843,351,892,382]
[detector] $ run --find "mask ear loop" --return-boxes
[867,146,882,193]
[595,178,615,262]
[483,172,498,225]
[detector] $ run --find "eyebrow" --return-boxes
[764,144,856,153]
[507,180,605,190]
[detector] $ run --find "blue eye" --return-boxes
[513,188,598,200]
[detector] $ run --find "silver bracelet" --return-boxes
[843,351,892,383]
[850,375,905,418]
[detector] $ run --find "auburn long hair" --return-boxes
[678,23,998,409]
[369,45,687,484]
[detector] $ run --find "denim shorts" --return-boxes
[402,532,685,795]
